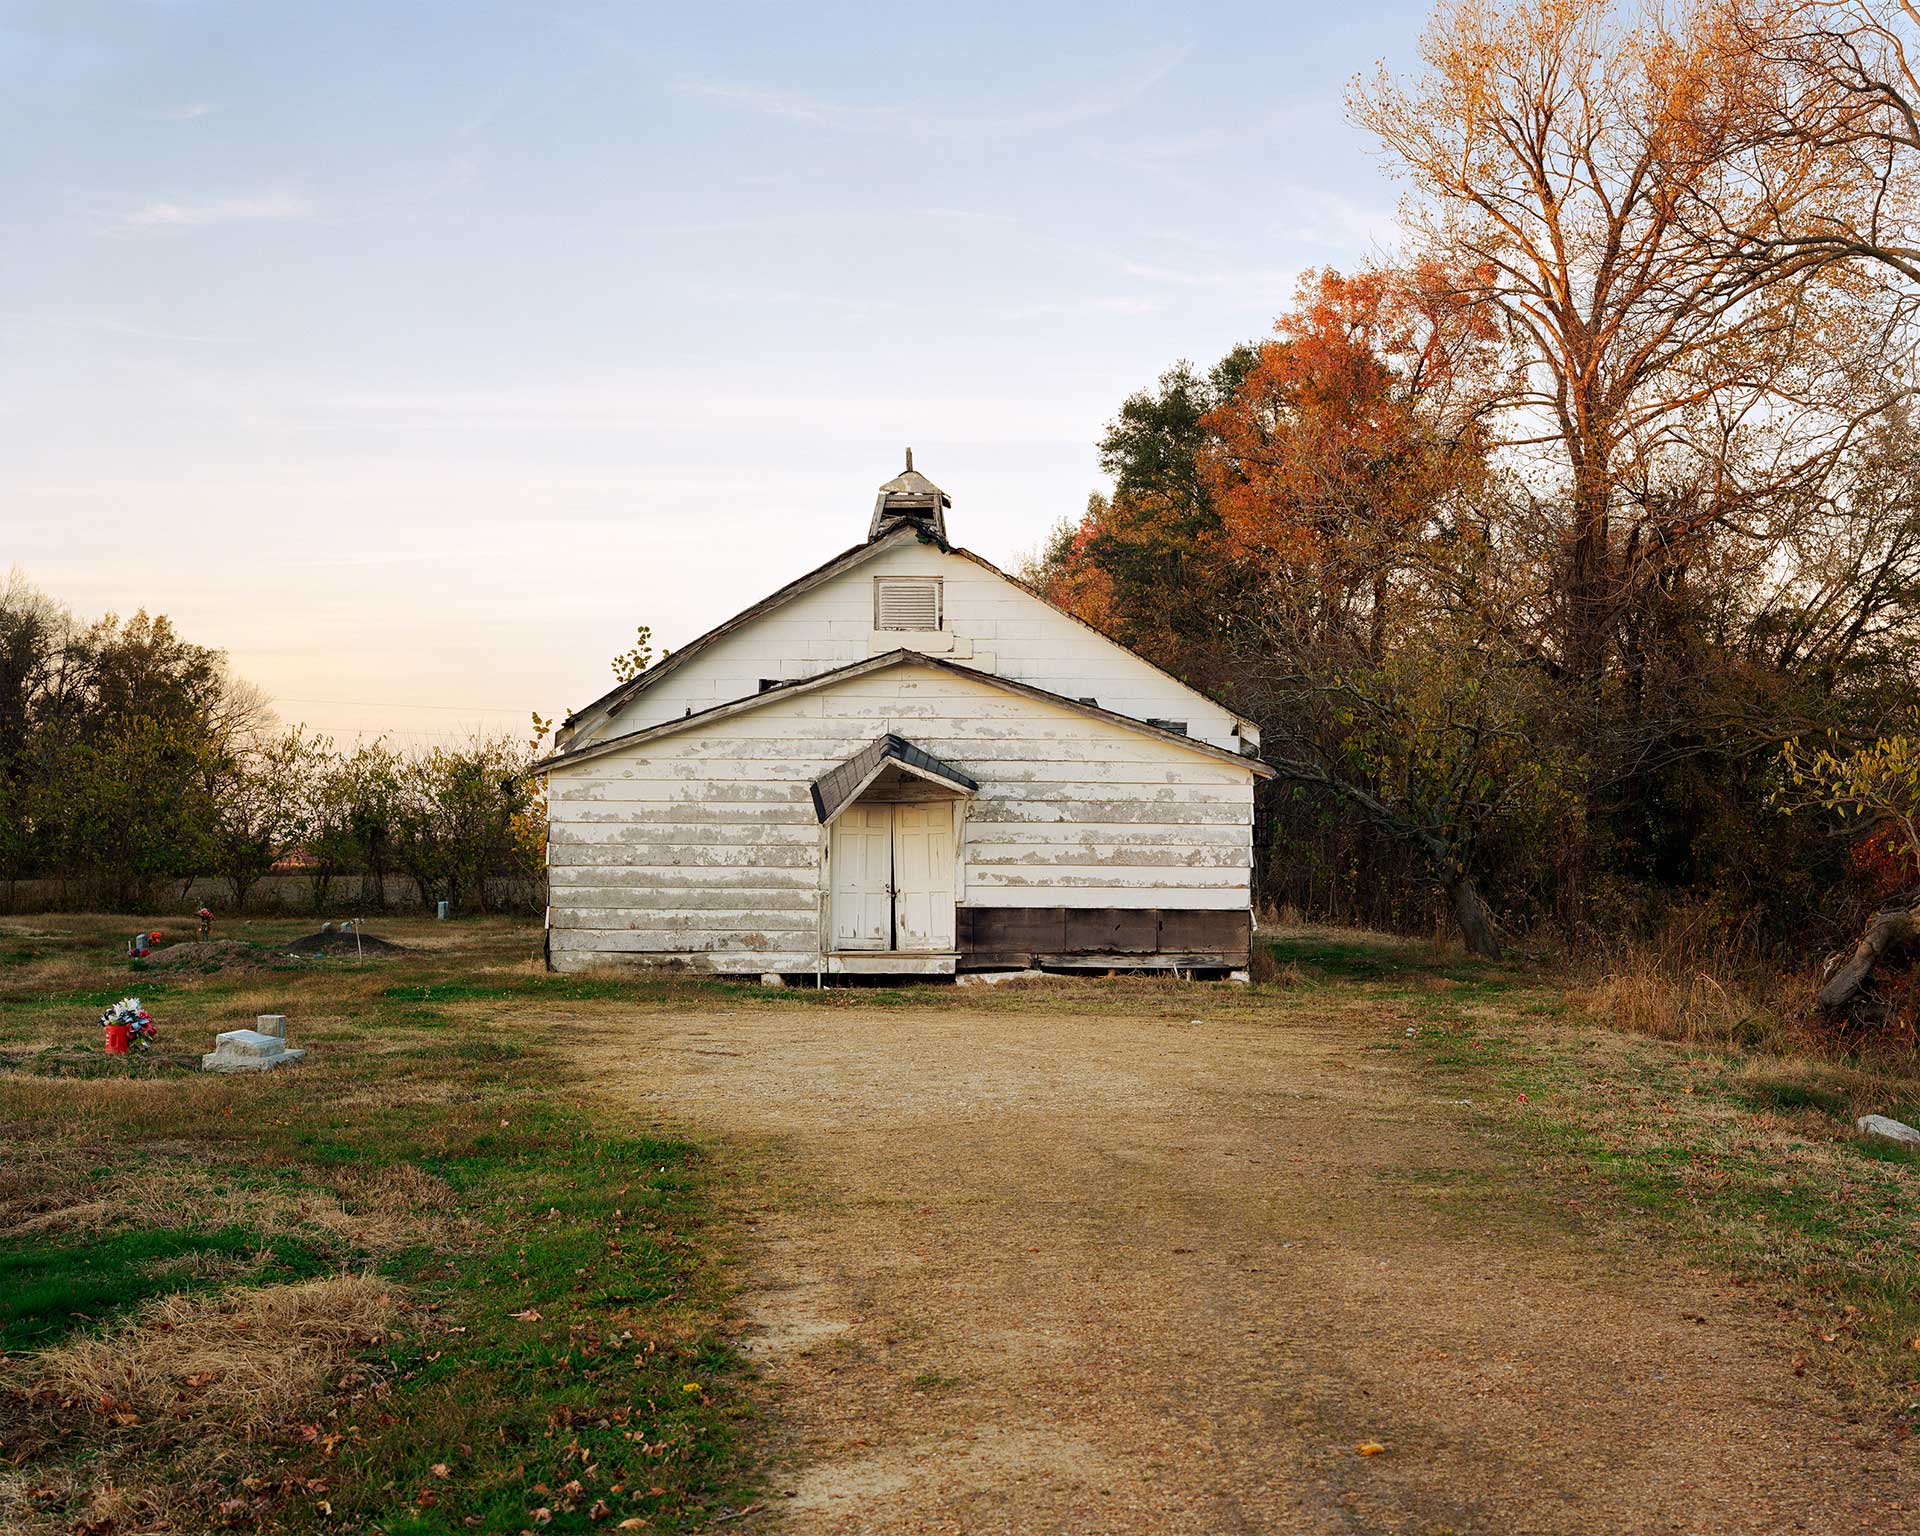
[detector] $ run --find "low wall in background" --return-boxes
[0,874,546,916]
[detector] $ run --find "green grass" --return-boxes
[1736,1074,1852,1118]
[0,1225,335,1349]
[285,1124,753,1535]
[381,982,517,1003]
[0,913,759,1534]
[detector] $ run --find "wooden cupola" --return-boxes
[868,448,950,543]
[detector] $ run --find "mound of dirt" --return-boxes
[284,929,410,957]
[141,939,269,971]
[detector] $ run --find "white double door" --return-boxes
[830,802,956,951]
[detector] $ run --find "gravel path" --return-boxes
[568,1000,1916,1533]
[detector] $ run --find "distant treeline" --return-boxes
[0,571,545,914]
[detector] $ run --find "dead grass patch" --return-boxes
[2,1275,400,1453]
[1433,1009,1920,1412]
[0,954,106,1016]
[1574,963,1775,1047]
[312,1163,459,1251]
[0,1143,457,1253]
[0,1469,195,1536]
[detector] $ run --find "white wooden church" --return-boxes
[537,456,1273,978]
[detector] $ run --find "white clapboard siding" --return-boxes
[547,662,1256,970]
[575,536,1249,751]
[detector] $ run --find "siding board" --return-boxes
[546,662,1255,968]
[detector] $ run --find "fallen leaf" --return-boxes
[531,1509,552,1527]
[616,1522,648,1531]
[513,1309,543,1323]
[431,1463,450,1479]
[1355,1441,1386,1456]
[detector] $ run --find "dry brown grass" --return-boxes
[4,1275,401,1452]
[0,1140,457,1253]
[1573,963,1768,1046]
[0,1467,210,1536]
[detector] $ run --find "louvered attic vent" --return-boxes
[874,576,942,631]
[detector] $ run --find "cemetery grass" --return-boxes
[0,914,759,1535]
[1,915,1917,1529]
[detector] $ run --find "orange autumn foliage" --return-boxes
[1198,265,1496,652]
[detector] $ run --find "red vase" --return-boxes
[104,1024,130,1055]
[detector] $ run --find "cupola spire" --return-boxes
[869,447,950,543]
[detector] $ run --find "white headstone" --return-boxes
[203,1020,304,1073]
[1857,1114,1920,1146]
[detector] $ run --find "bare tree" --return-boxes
[1350,0,1911,684]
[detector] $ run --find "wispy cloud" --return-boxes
[161,101,215,121]
[118,190,314,230]
[1116,256,1297,292]
[678,48,1189,143]
[680,81,902,131]
[54,316,248,345]
[1265,185,1402,252]
[991,296,1161,320]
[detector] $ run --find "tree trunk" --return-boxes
[1815,907,1920,1011]
[1565,442,1612,684]
[1449,873,1504,960]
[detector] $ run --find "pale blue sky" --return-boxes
[1,0,1415,743]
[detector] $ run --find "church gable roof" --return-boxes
[561,458,1256,749]
[564,526,1254,740]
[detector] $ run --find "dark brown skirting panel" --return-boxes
[956,906,1250,969]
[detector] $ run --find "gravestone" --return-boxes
[1857,1113,1920,1147]
[203,1014,305,1073]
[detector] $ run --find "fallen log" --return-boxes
[1815,906,1920,1011]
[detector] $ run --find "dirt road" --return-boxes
[568,999,1915,1534]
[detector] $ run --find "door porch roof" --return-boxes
[810,732,979,824]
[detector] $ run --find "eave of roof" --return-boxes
[534,649,1275,778]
